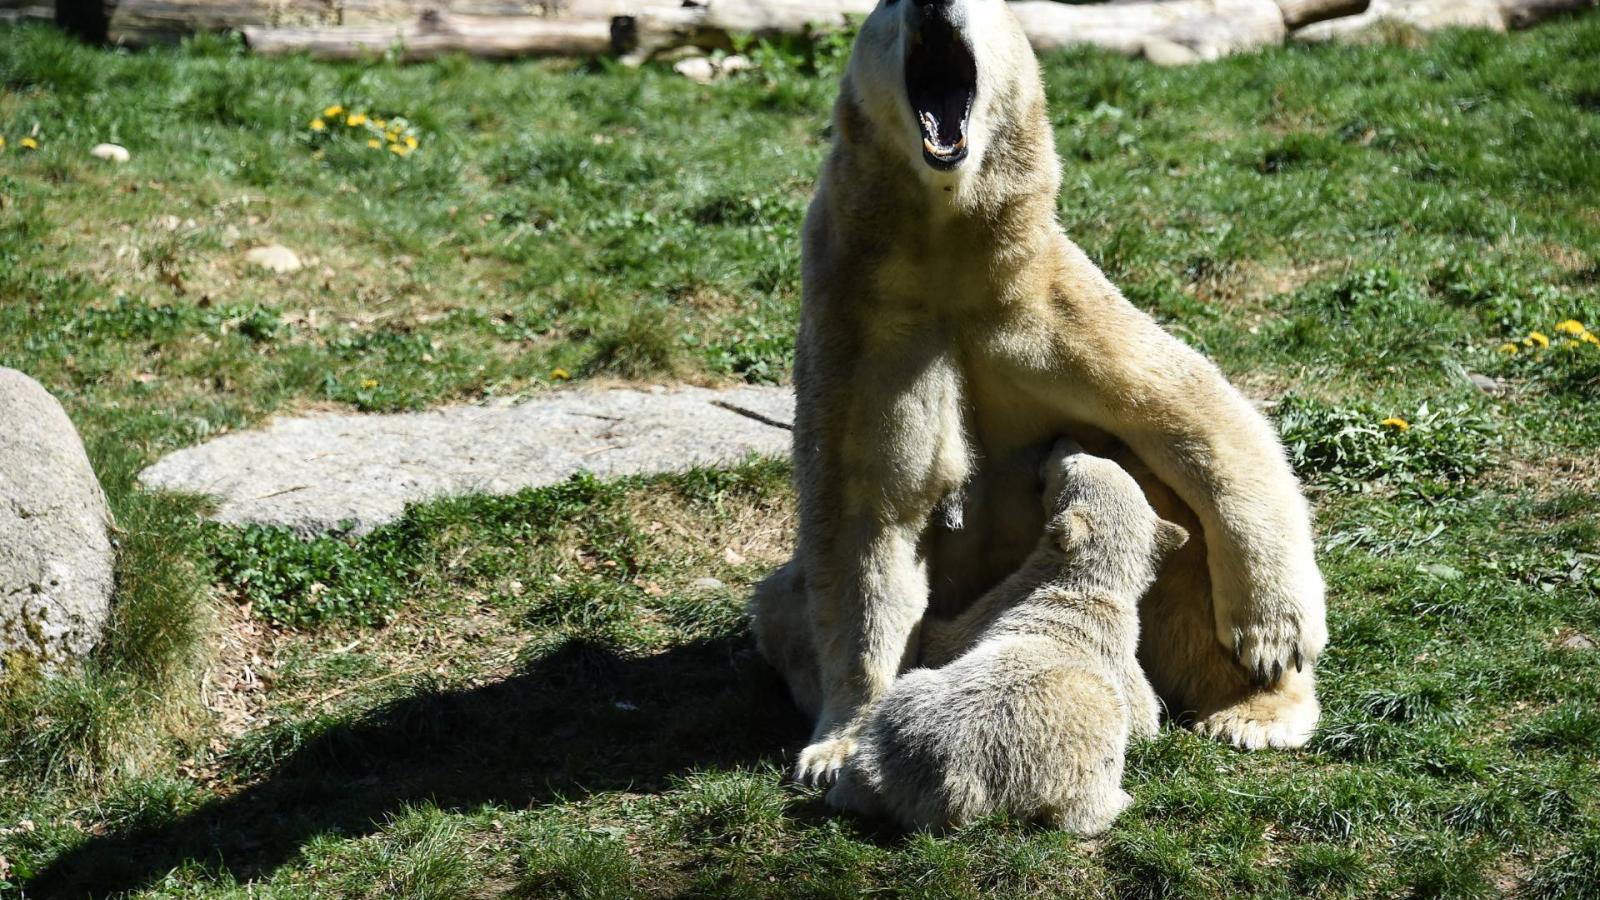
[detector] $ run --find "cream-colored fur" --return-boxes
[825,443,1180,832]
[751,0,1325,785]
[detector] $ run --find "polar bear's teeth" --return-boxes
[953,134,967,151]
[924,136,941,156]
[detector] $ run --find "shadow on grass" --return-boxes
[31,634,808,897]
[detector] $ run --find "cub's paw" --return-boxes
[793,736,856,788]
[1214,578,1328,687]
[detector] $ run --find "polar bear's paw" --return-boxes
[1194,677,1321,750]
[1213,569,1329,688]
[793,735,856,788]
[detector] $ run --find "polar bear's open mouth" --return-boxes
[905,12,976,171]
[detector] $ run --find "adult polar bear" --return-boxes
[752,0,1327,786]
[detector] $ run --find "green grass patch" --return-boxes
[1,13,1599,899]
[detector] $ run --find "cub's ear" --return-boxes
[1053,511,1091,552]
[1153,519,1189,560]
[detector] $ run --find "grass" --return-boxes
[0,12,1598,898]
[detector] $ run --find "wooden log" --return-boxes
[243,10,612,59]
[109,0,639,43]
[110,0,334,44]
[1293,0,1504,40]
[614,0,873,64]
[1499,0,1597,28]
[624,0,1299,66]
[1275,0,1369,28]
[0,1,54,26]
[1010,0,1287,62]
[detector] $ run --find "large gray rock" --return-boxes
[1,368,115,675]
[139,385,795,536]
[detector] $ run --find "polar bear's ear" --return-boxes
[1153,519,1189,561]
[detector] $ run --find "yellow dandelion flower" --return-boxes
[388,143,407,155]
[1380,417,1410,432]
[1497,342,1519,354]
[1528,331,1550,348]
[367,138,381,149]
[310,118,327,131]
[19,136,38,150]
[551,368,571,381]
[373,118,387,129]
[1563,339,1581,350]
[1555,319,1586,336]
[1584,332,1600,346]
[323,104,344,118]
[360,378,379,389]
[346,113,368,127]
[405,135,418,149]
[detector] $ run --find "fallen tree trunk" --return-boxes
[1106,0,1370,27]
[1498,0,1597,28]
[1011,0,1287,62]
[1293,0,1595,40]
[110,0,333,44]
[1275,0,1370,27]
[115,0,1600,65]
[614,0,873,63]
[243,9,612,58]
[624,0,1306,66]
[109,0,641,44]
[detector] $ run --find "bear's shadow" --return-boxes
[30,634,810,897]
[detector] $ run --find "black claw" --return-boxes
[1293,648,1304,673]
[1271,659,1283,684]
[1254,659,1267,686]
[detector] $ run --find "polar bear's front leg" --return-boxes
[1114,391,1325,685]
[1045,279,1327,687]
[788,337,967,785]
[795,520,930,787]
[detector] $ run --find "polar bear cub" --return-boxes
[826,441,1187,833]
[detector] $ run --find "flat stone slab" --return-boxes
[139,385,795,536]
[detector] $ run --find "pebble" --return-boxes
[1467,372,1505,395]
[90,143,130,163]
[673,56,716,85]
[673,54,754,85]
[1142,38,1203,67]
[245,244,303,274]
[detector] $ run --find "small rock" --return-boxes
[1558,630,1596,650]
[1142,38,1202,67]
[1417,563,1463,581]
[1467,372,1505,395]
[673,54,753,85]
[245,244,302,274]
[1,368,115,675]
[673,56,717,85]
[719,54,754,76]
[722,546,747,566]
[692,577,727,592]
[90,143,130,163]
